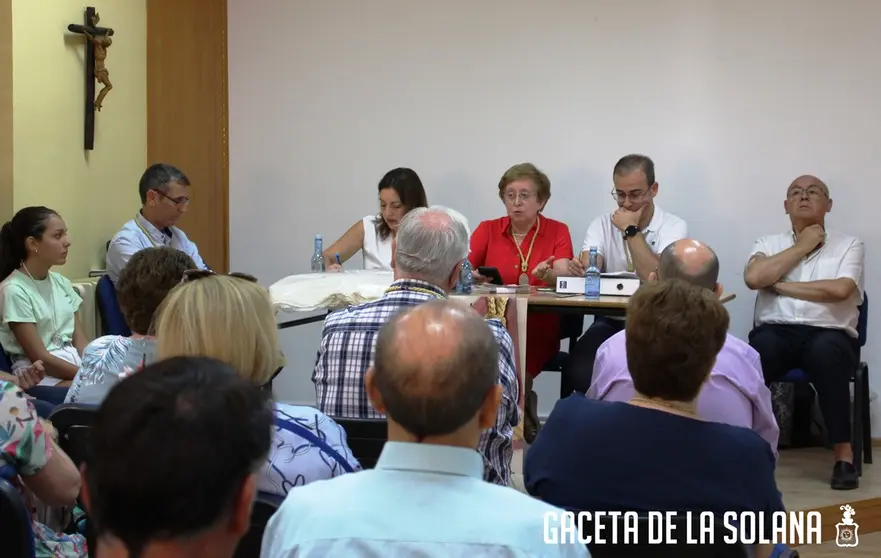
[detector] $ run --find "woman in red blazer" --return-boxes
[469,163,575,442]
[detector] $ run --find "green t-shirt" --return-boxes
[0,269,83,358]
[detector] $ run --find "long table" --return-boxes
[276,291,737,330]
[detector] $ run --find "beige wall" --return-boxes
[11,0,146,278]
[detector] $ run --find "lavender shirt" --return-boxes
[588,331,779,457]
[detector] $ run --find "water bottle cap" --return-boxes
[315,234,322,240]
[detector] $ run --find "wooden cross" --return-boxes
[67,7,114,150]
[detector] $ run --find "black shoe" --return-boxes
[524,391,540,444]
[831,461,859,490]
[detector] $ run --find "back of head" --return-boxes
[116,247,196,334]
[657,239,720,291]
[138,163,190,204]
[155,275,279,384]
[394,206,468,286]
[0,206,58,280]
[372,299,499,438]
[625,279,729,402]
[85,356,273,555]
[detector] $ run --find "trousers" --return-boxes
[560,316,625,398]
[748,323,857,445]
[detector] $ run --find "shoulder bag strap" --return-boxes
[274,417,355,473]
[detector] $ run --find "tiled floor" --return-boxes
[512,446,881,553]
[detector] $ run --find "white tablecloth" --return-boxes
[270,270,395,313]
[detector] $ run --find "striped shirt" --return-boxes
[312,279,519,486]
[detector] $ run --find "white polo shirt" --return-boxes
[749,229,864,338]
[581,205,687,271]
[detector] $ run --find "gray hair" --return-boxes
[395,206,469,285]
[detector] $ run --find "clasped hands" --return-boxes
[10,361,45,390]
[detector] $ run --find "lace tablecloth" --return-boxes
[270,270,395,313]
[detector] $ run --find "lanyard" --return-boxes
[134,215,168,248]
[511,216,540,273]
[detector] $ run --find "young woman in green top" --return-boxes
[0,206,88,386]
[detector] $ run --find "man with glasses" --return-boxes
[744,175,864,490]
[559,154,687,398]
[106,163,208,283]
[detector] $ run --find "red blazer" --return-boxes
[469,214,574,377]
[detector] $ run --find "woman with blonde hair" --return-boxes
[155,270,361,497]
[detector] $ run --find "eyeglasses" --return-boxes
[611,188,647,203]
[503,192,537,204]
[152,188,190,206]
[181,269,258,284]
[787,187,828,200]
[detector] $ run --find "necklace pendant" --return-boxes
[518,273,530,286]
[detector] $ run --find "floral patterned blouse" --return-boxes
[0,381,87,557]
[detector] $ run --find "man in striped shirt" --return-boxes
[313,206,519,486]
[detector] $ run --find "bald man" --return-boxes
[588,239,779,451]
[745,175,864,490]
[266,300,588,558]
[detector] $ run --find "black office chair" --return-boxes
[335,418,387,469]
[49,404,98,468]
[581,513,750,557]
[233,491,284,558]
[0,477,35,558]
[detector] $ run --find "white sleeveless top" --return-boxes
[361,215,394,270]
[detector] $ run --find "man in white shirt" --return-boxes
[105,164,207,283]
[560,154,687,397]
[744,175,864,491]
[263,300,587,558]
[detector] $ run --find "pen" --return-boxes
[335,253,342,266]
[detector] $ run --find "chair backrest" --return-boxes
[96,274,132,337]
[858,292,869,347]
[560,314,585,341]
[233,491,284,558]
[0,477,35,558]
[48,403,98,468]
[0,340,12,372]
[581,513,749,558]
[335,418,387,469]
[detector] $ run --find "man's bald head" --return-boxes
[657,239,719,292]
[371,299,499,439]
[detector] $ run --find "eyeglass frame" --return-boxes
[786,186,829,200]
[502,191,539,204]
[610,187,652,203]
[151,188,190,206]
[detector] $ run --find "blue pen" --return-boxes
[335,253,342,266]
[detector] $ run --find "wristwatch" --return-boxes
[624,225,641,239]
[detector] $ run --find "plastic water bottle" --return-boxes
[311,234,325,272]
[584,246,601,300]
[458,260,473,294]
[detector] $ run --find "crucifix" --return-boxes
[67,7,114,150]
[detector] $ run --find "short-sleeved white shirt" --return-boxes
[749,230,864,338]
[580,205,687,272]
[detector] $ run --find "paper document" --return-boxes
[601,271,639,279]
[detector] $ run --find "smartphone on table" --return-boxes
[476,266,504,285]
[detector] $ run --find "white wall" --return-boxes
[228,0,881,429]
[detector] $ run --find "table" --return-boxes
[276,291,737,330]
